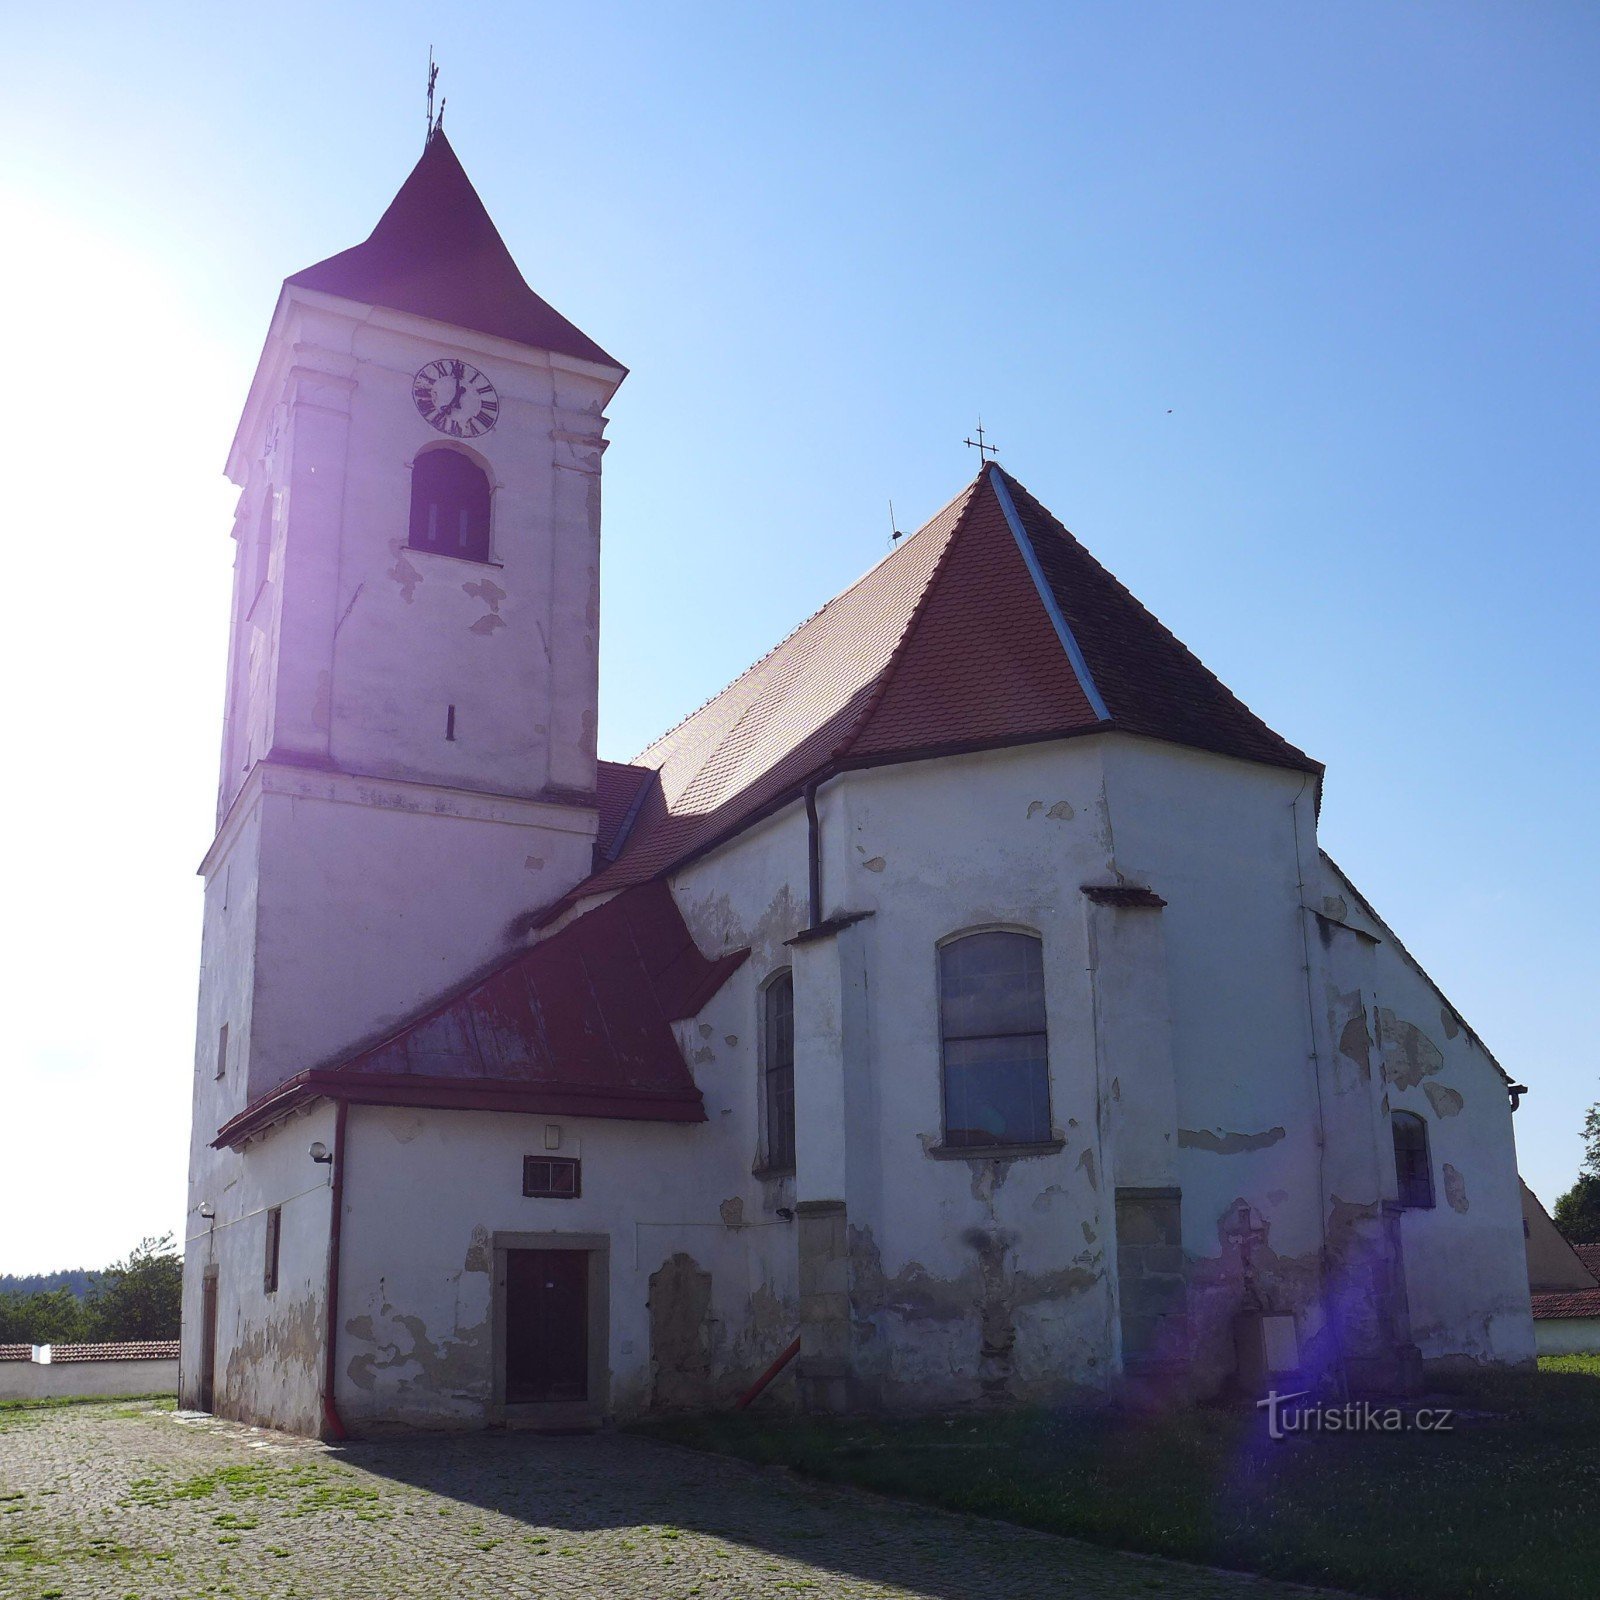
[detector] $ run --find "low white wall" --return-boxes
[1534,1318,1600,1357]
[0,1358,178,1402]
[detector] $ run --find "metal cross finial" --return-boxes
[426,49,442,144]
[964,419,999,466]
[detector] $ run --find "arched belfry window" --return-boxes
[939,930,1050,1148]
[761,970,796,1173]
[409,448,491,562]
[1392,1111,1434,1209]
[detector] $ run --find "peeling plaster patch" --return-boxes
[388,553,423,602]
[1111,1077,1122,1102]
[1424,1083,1465,1119]
[968,1160,1008,1205]
[1032,1184,1065,1214]
[468,613,506,636]
[1076,1148,1098,1190]
[523,855,545,872]
[463,1226,490,1274]
[1322,895,1349,920]
[1379,1010,1444,1089]
[861,856,886,873]
[461,578,506,611]
[719,1197,745,1228]
[1441,1008,1460,1040]
[699,1024,714,1039]
[1081,1222,1097,1243]
[851,1223,1098,1404]
[1027,801,1045,818]
[691,1046,714,1065]
[724,1034,739,1047]
[1179,1126,1287,1155]
[343,1307,487,1398]
[649,1253,713,1411]
[1443,1164,1470,1213]
[1047,801,1074,820]
[220,1295,321,1431]
[1336,1001,1373,1081]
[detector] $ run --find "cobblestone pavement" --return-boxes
[0,1401,1343,1600]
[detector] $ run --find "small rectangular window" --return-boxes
[762,972,796,1173]
[263,1206,281,1294]
[523,1156,581,1199]
[215,1022,229,1080]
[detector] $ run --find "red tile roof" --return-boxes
[545,464,1317,923]
[215,881,745,1147]
[0,1344,29,1362]
[287,131,621,371]
[47,1342,179,1363]
[1531,1242,1600,1319]
[593,759,656,861]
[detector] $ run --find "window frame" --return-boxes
[1391,1110,1435,1210]
[758,968,796,1175]
[263,1205,281,1295]
[406,444,497,565]
[936,926,1054,1152]
[523,1155,582,1199]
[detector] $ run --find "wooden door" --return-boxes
[199,1273,218,1413]
[505,1249,588,1403]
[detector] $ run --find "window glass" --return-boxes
[1392,1112,1434,1209]
[939,932,1050,1147]
[764,972,796,1171]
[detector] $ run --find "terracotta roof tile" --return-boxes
[1531,1286,1600,1320]
[544,465,1317,922]
[46,1342,179,1362]
[287,132,621,370]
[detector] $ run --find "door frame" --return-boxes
[491,1231,610,1427]
[198,1265,219,1414]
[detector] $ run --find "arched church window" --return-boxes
[938,930,1050,1148]
[761,970,796,1173]
[1392,1111,1434,1209]
[409,447,492,562]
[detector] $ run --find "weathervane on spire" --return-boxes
[964,418,999,466]
[425,48,445,144]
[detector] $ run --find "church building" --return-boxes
[182,129,1535,1436]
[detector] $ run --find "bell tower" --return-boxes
[194,129,625,1125]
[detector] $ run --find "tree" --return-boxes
[1552,1102,1600,1246]
[0,1286,87,1345]
[83,1235,182,1342]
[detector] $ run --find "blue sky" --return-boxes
[3,2,1595,1270]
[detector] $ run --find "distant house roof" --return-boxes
[1531,1241,1600,1321]
[538,462,1318,924]
[215,880,746,1148]
[286,130,622,371]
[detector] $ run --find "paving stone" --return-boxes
[0,1401,1338,1599]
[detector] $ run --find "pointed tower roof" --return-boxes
[286,130,622,370]
[544,463,1317,918]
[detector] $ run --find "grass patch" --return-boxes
[635,1361,1600,1600]
[122,1458,386,1520]
[0,1394,174,1432]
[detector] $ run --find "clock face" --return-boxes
[412,358,500,438]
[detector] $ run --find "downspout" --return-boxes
[804,781,822,930]
[320,1099,349,1442]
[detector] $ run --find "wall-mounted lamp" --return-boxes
[199,1202,215,1220]
[309,1141,333,1164]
